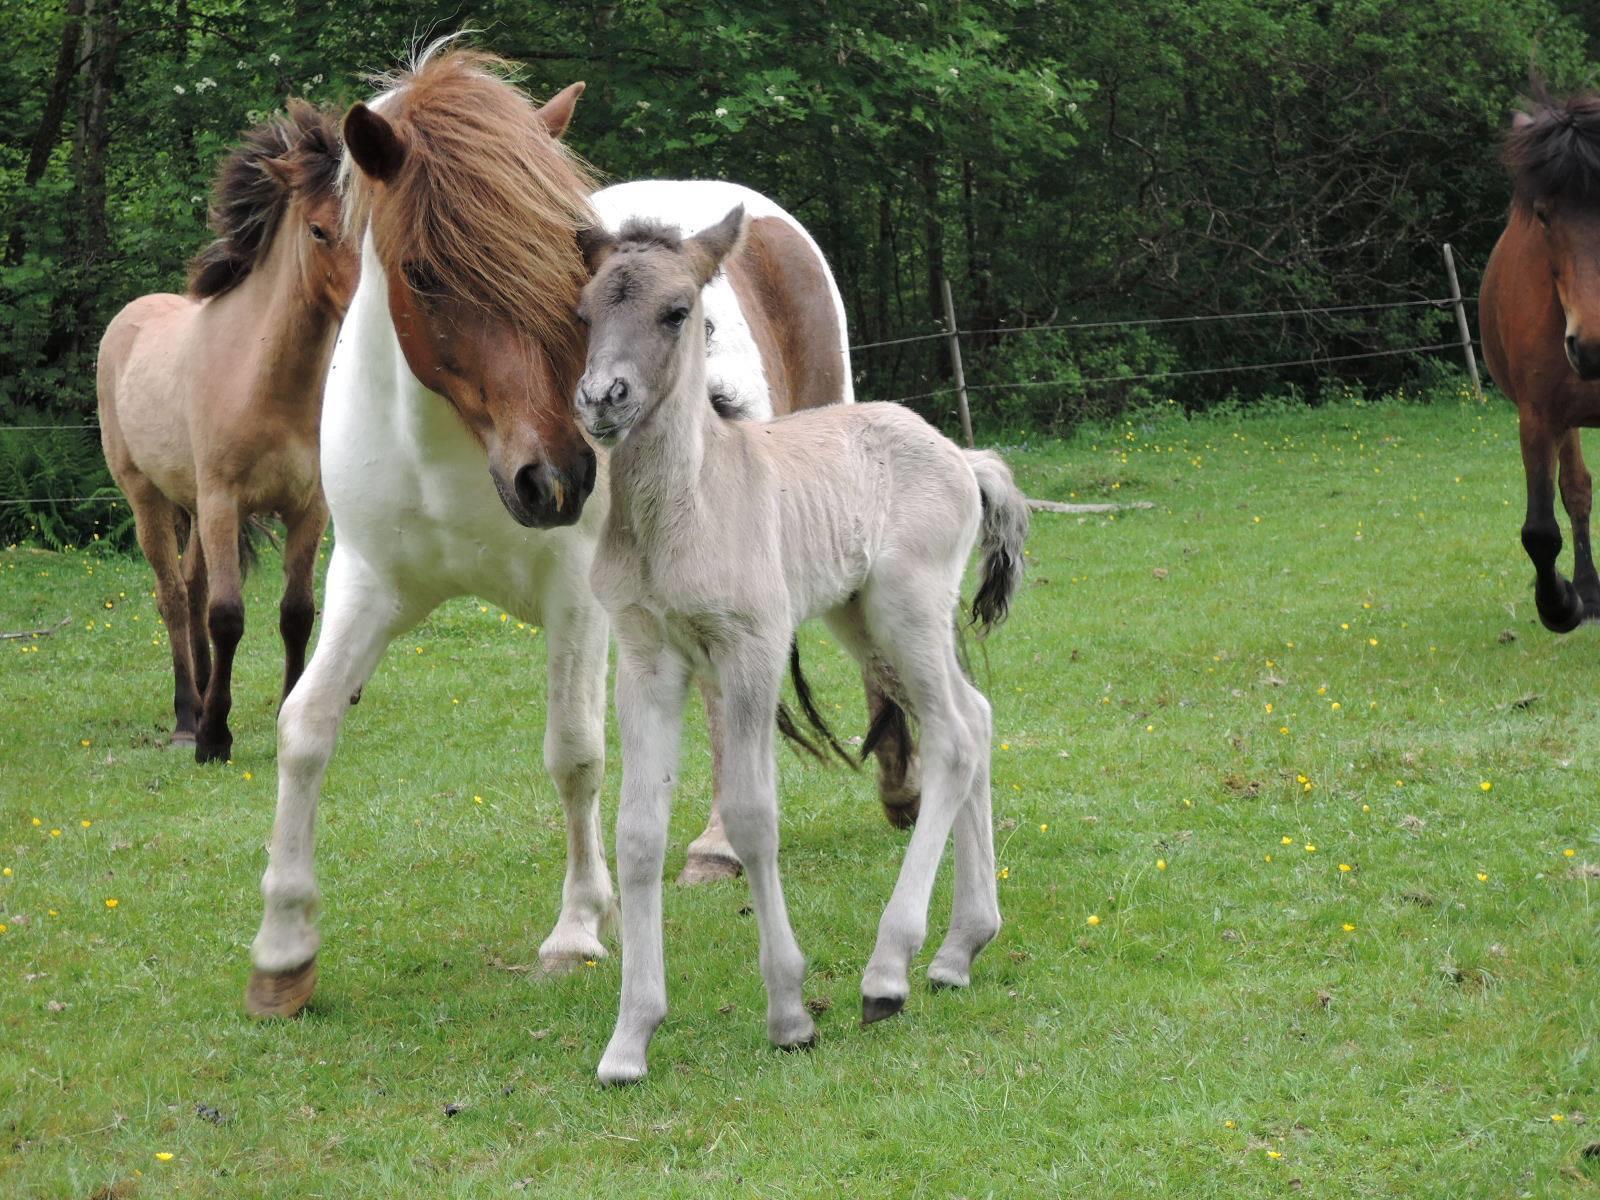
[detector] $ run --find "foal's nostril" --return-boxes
[605,378,629,405]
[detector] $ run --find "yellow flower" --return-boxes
[1,867,9,877]
[1552,1113,1565,1123]
[50,829,61,838]
[1267,1150,1282,1160]
[474,794,483,804]
[1305,843,1316,853]
[242,772,252,781]
[1339,863,1352,873]
[415,646,423,654]
[584,959,597,968]
[80,739,90,748]
[154,1152,174,1161]
[1264,854,1273,862]
[1265,703,1273,714]
[1039,823,1048,833]
[1564,848,1577,858]
[1156,859,1167,871]
[999,742,1010,750]
[1341,623,1350,630]
[1317,686,1326,695]
[1368,638,1378,647]
[1342,923,1355,932]
[1279,726,1289,735]
[80,820,90,828]
[1085,913,1101,927]
[1224,1120,1236,1129]
[1362,804,1371,813]
[31,818,40,827]
[500,613,509,623]
[1476,872,1487,883]
[0,924,7,934]
[1480,781,1492,792]
[998,866,1010,880]
[1281,836,1293,845]
[1331,702,1341,711]
[105,898,118,908]
[1146,724,1154,733]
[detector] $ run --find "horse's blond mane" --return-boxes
[342,44,598,361]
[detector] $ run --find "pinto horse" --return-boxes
[98,102,357,761]
[1481,87,1600,630]
[245,45,872,1017]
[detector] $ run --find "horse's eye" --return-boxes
[1534,202,1551,227]
[704,318,715,341]
[404,261,440,294]
[308,223,328,243]
[663,306,690,330]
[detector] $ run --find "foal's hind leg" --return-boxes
[928,670,1001,990]
[1557,429,1600,619]
[866,673,921,829]
[195,495,245,763]
[279,497,328,703]
[125,480,202,745]
[678,680,744,885]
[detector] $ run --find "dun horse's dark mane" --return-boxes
[614,218,684,252]
[187,100,342,299]
[1505,82,1600,209]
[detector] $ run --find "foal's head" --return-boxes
[574,207,747,447]
[1506,86,1600,380]
[189,100,357,316]
[341,47,597,528]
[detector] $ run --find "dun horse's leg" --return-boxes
[678,680,743,885]
[866,673,921,829]
[927,667,1001,990]
[535,586,617,970]
[247,548,422,1017]
[705,650,815,1052]
[126,483,202,744]
[1520,419,1585,633]
[279,499,328,703]
[182,522,211,698]
[854,592,980,1023]
[598,631,690,1086]
[1557,429,1600,618]
[195,498,245,762]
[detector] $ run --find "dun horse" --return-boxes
[575,208,1029,1084]
[246,46,869,1017]
[98,102,356,761]
[1481,85,1600,630]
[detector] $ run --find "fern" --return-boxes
[0,412,131,550]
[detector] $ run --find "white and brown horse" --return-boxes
[98,102,357,762]
[245,46,873,1016]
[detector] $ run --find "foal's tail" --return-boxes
[964,450,1029,636]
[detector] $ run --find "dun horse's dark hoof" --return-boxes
[777,1032,818,1052]
[195,736,232,764]
[245,958,317,1018]
[1536,578,1586,634]
[861,994,905,1025]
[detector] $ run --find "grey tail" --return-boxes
[963,450,1029,636]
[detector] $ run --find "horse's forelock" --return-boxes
[1506,90,1600,208]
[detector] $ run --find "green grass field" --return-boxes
[3,380,1598,1197]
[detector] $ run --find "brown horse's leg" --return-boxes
[679,678,743,884]
[195,497,245,763]
[866,672,921,829]
[1520,418,1585,633]
[127,481,203,744]
[1557,429,1600,619]
[279,499,327,704]
[182,520,211,697]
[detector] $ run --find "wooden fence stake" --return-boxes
[1442,243,1483,401]
[940,276,974,447]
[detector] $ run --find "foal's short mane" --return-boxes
[614,218,684,252]
[342,45,599,360]
[1505,83,1600,208]
[188,101,342,299]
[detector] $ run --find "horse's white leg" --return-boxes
[678,680,743,885]
[927,675,1001,989]
[708,646,814,1051]
[597,627,690,1085]
[246,547,424,1017]
[535,582,616,970]
[854,588,980,1022]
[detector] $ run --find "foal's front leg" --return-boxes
[598,630,691,1085]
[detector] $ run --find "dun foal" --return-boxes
[576,208,1030,1084]
[99,102,356,760]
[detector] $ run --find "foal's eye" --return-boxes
[662,306,690,330]
[308,223,329,243]
[573,307,590,327]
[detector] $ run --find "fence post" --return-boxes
[1442,243,1483,402]
[940,276,974,447]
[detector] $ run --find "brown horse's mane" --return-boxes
[188,101,343,299]
[342,46,598,368]
[1505,82,1600,209]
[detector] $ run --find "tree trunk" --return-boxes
[69,0,122,362]
[920,153,944,378]
[6,0,87,264]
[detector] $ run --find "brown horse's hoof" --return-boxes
[196,736,232,765]
[167,732,197,751]
[246,959,317,1018]
[677,852,742,885]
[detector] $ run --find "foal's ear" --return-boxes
[577,224,617,274]
[343,103,407,183]
[537,82,585,140]
[686,205,747,286]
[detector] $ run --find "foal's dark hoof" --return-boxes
[195,737,232,765]
[245,958,317,1018]
[861,994,906,1026]
[1536,579,1585,634]
[777,1032,818,1053]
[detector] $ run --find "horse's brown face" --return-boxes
[341,85,597,529]
[1531,199,1600,380]
[386,269,596,526]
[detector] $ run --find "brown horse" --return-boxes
[1481,85,1600,631]
[98,102,358,760]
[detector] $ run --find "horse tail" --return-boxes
[776,640,858,768]
[171,509,272,581]
[963,449,1029,636]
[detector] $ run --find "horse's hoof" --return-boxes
[861,994,905,1025]
[1536,579,1585,634]
[927,965,971,990]
[776,1031,818,1052]
[167,732,196,751]
[246,959,317,1018]
[195,737,232,765]
[677,852,742,885]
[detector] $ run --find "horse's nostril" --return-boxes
[513,463,548,509]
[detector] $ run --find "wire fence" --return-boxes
[1,289,1480,507]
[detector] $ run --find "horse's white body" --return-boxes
[249,181,841,991]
